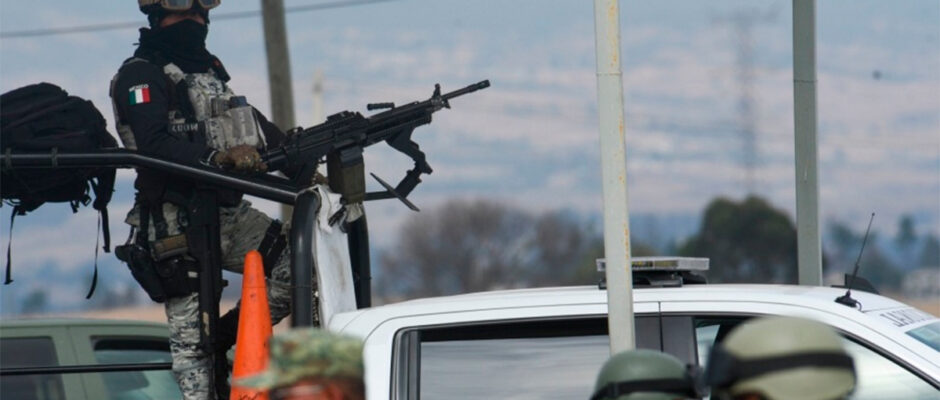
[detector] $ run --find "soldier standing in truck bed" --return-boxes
[110,1,310,398]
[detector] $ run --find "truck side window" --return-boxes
[0,337,65,400]
[693,317,939,399]
[839,339,938,399]
[403,316,658,400]
[92,337,181,400]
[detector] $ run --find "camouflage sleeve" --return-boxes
[114,61,210,165]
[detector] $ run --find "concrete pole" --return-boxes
[593,0,635,353]
[793,0,823,285]
[260,0,297,221]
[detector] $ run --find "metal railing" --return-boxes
[0,362,173,376]
[1,149,373,326]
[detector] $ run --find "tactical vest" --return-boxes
[110,58,266,152]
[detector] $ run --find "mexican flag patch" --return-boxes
[129,84,151,105]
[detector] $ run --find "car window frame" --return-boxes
[0,325,84,400]
[66,325,173,400]
[390,313,664,400]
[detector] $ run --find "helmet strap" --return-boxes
[707,350,855,389]
[589,378,703,400]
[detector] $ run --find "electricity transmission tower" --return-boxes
[719,8,777,195]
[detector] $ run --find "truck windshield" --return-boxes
[906,321,940,352]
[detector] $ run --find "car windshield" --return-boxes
[906,321,940,352]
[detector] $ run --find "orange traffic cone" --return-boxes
[230,250,272,400]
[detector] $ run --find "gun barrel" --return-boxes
[442,80,490,101]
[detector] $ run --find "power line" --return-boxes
[0,0,396,39]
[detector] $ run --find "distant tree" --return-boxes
[84,284,139,310]
[565,235,657,287]
[377,199,602,299]
[524,211,599,286]
[919,234,940,268]
[824,220,904,291]
[632,243,658,257]
[826,220,860,274]
[120,284,139,307]
[894,215,919,268]
[895,215,918,249]
[854,234,903,291]
[829,221,858,255]
[678,196,797,283]
[20,289,48,315]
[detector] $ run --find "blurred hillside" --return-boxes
[2,195,936,319]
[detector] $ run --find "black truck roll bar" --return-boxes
[2,149,297,204]
[0,149,371,325]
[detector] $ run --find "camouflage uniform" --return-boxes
[126,200,299,399]
[112,61,267,153]
[112,53,311,399]
[235,328,364,391]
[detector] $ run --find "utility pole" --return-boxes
[793,0,823,285]
[312,69,325,124]
[593,0,635,353]
[260,0,297,221]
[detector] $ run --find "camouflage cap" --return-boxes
[235,328,364,390]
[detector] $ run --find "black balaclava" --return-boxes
[137,13,214,73]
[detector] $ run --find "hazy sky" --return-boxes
[1,0,937,310]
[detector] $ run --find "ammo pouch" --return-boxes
[115,235,200,303]
[154,257,200,299]
[115,243,167,303]
[205,96,265,150]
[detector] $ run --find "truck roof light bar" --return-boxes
[596,257,710,273]
[596,257,710,289]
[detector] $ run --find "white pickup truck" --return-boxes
[325,276,940,400]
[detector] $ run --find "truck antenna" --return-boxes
[835,212,875,309]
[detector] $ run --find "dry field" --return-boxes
[898,298,940,317]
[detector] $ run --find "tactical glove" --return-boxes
[212,144,267,173]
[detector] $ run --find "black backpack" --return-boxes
[1,83,118,297]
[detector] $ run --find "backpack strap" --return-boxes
[85,212,102,299]
[91,168,116,252]
[4,207,20,285]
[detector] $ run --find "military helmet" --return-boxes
[139,0,220,26]
[704,316,856,400]
[235,328,364,390]
[591,349,706,400]
[139,0,221,13]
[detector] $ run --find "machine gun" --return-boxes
[263,80,490,210]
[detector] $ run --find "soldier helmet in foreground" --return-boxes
[235,328,365,390]
[591,349,706,400]
[704,316,857,400]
